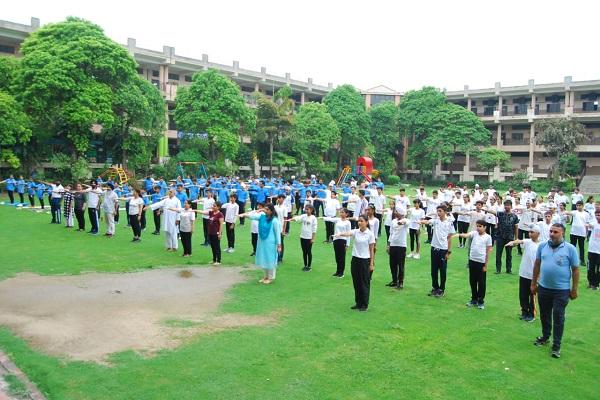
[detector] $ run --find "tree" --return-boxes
[557,153,582,178]
[476,147,511,180]
[292,102,340,176]
[535,118,589,178]
[369,102,400,175]
[104,75,166,171]
[323,85,371,168]
[0,91,32,169]
[0,56,20,93]
[17,17,139,157]
[254,86,294,177]
[174,69,254,162]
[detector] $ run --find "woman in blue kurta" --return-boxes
[244,203,282,284]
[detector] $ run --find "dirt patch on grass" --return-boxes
[0,267,273,363]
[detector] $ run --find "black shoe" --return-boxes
[534,336,549,346]
[396,283,404,289]
[427,289,438,296]
[551,346,561,358]
[302,266,308,271]
[350,305,360,310]
[305,267,312,272]
[386,281,398,287]
[358,307,368,312]
[506,271,513,274]
[250,252,256,256]
[494,271,501,274]
[332,273,340,277]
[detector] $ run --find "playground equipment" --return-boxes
[336,157,379,185]
[100,167,132,184]
[176,162,208,180]
[336,166,352,186]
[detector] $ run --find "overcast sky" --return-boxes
[5,0,599,92]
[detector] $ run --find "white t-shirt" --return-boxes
[457,203,472,223]
[519,239,540,279]
[468,209,486,229]
[368,217,380,240]
[451,197,463,213]
[408,208,425,230]
[202,197,215,219]
[430,218,455,250]
[416,191,428,209]
[328,217,351,245]
[537,221,552,242]
[346,193,358,212]
[351,228,376,259]
[51,184,65,199]
[426,198,441,217]
[179,209,196,232]
[588,219,600,255]
[274,204,287,232]
[223,202,239,223]
[571,210,590,237]
[324,198,341,217]
[294,214,317,239]
[571,193,584,205]
[383,209,393,227]
[87,187,102,208]
[371,194,386,213]
[101,190,118,213]
[128,197,144,216]
[518,209,537,230]
[250,210,260,234]
[554,194,568,206]
[388,219,408,247]
[468,231,492,263]
[394,195,410,214]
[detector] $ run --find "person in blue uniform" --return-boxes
[175,184,188,208]
[236,184,248,225]
[1,175,16,204]
[16,176,26,204]
[27,179,36,207]
[36,180,46,209]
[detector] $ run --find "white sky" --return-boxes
[5,0,600,92]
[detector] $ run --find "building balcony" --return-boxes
[535,103,564,115]
[503,138,530,145]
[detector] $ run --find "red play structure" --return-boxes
[337,156,379,185]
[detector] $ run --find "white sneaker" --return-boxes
[224,248,230,253]
[229,248,235,253]
[214,262,221,266]
[414,254,420,259]
[407,253,414,258]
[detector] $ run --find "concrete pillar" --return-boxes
[254,83,260,93]
[463,150,473,181]
[496,124,502,147]
[493,166,501,181]
[467,98,472,110]
[531,93,536,113]
[528,124,535,171]
[365,94,371,109]
[498,96,503,116]
[394,95,401,106]
[254,158,261,177]
[300,92,305,105]
[159,65,168,93]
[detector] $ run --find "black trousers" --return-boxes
[375,213,383,236]
[517,229,529,254]
[325,220,335,242]
[209,234,221,262]
[348,211,357,229]
[38,197,44,209]
[389,246,406,284]
[570,234,585,263]
[278,234,285,262]
[140,210,146,230]
[75,209,85,230]
[129,214,141,238]
[88,208,99,233]
[486,223,496,245]
[351,256,371,309]
[409,228,420,253]
[333,239,347,275]
[468,260,486,304]
[588,252,600,288]
[251,233,258,253]
[18,192,24,203]
[153,210,161,233]
[301,238,313,268]
[495,236,513,273]
[28,194,35,207]
[426,218,433,242]
[286,212,291,234]
[203,218,210,244]
[538,286,570,347]
[226,222,235,248]
[457,221,469,246]
[431,247,448,291]
[51,198,62,223]
[7,190,14,204]
[180,231,193,255]
[519,276,535,318]
[385,225,390,242]
[452,213,459,231]
[237,201,246,225]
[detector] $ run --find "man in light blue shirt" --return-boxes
[16,175,26,204]
[531,223,580,358]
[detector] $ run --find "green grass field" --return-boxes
[0,192,599,400]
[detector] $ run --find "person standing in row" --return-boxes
[586,209,600,290]
[241,204,281,284]
[194,202,224,264]
[334,215,376,312]
[47,180,64,224]
[200,191,215,246]
[127,189,144,242]
[223,194,239,253]
[148,189,182,252]
[486,200,519,274]
[101,183,119,237]
[325,208,351,278]
[387,211,408,289]
[0,175,16,204]
[62,184,74,228]
[531,223,580,359]
[150,186,162,235]
[27,179,36,207]
[35,180,46,209]
[505,224,541,322]
[564,201,590,267]
[72,183,86,231]
[16,176,25,204]
[453,220,492,309]
[177,200,195,257]
[249,203,264,256]
[274,195,287,263]
[407,199,425,259]
[85,181,102,235]
[290,205,317,271]
[419,205,455,298]
[323,191,341,243]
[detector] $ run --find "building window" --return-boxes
[151,79,160,88]
[514,104,527,115]
[483,106,495,116]
[547,103,561,113]
[184,75,192,82]
[370,94,394,106]
[512,132,524,141]
[152,70,160,77]
[471,107,478,114]
[0,44,15,54]
[136,67,144,75]
[168,73,180,81]
[583,101,598,112]
[168,115,177,130]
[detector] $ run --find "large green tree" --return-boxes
[292,102,340,176]
[476,147,511,180]
[254,86,294,177]
[174,69,254,162]
[0,91,32,169]
[104,75,166,171]
[17,17,139,157]
[369,102,400,175]
[323,85,371,168]
[535,118,589,178]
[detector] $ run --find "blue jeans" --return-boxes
[538,286,570,348]
[431,247,448,291]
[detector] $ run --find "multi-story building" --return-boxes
[362,80,600,182]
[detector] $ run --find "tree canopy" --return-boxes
[369,102,400,175]
[535,118,589,178]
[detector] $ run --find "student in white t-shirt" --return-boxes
[571,188,583,210]
[537,212,553,242]
[127,189,145,242]
[383,200,395,242]
[325,208,352,278]
[586,209,600,289]
[565,201,590,266]
[323,191,341,243]
[419,205,455,297]
[249,203,264,256]
[407,199,425,259]
[222,194,240,253]
[453,219,492,309]
[334,215,376,311]
[290,204,318,271]
[177,200,196,257]
[387,211,408,289]
[505,224,541,322]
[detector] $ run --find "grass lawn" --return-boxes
[0,189,599,400]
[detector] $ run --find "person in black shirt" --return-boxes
[72,183,86,231]
[486,200,519,274]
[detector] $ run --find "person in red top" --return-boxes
[196,201,224,265]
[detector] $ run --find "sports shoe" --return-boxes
[413,254,421,259]
[358,307,368,312]
[302,266,308,271]
[337,274,345,278]
[407,253,414,258]
[386,281,398,287]
[332,273,340,277]
[350,305,360,310]
[305,267,312,272]
[551,346,561,359]
[228,248,235,253]
[534,336,549,346]
[477,303,485,310]
[427,289,437,296]
[396,283,404,289]
[213,262,221,266]
[523,316,536,322]
[466,301,477,307]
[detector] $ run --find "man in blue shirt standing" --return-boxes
[531,223,580,359]
[16,175,26,204]
[1,175,16,204]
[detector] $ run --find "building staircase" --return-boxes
[579,166,600,194]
